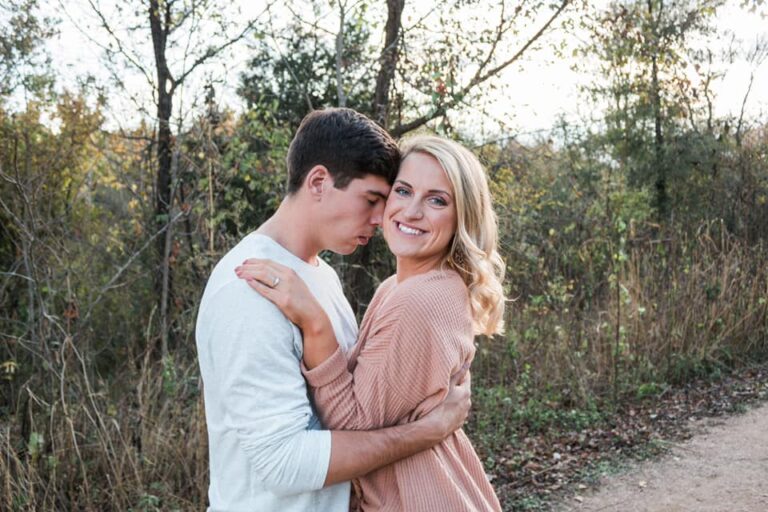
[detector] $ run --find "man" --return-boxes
[196,108,471,511]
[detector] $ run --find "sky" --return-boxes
[41,0,768,142]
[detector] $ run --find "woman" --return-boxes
[237,135,505,511]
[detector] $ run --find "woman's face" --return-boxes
[383,152,458,268]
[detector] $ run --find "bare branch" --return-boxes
[265,4,314,112]
[392,0,572,136]
[80,210,185,328]
[283,2,335,37]
[172,2,274,90]
[77,0,155,88]
[736,35,768,145]
[335,0,348,107]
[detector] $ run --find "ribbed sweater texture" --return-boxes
[303,269,502,512]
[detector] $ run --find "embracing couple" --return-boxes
[196,108,505,511]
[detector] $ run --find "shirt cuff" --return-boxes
[301,346,348,387]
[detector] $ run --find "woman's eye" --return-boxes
[394,187,410,196]
[429,196,447,207]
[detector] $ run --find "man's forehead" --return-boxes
[352,175,391,196]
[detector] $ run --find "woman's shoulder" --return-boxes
[389,269,469,316]
[369,274,398,304]
[402,268,467,293]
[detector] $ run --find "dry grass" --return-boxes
[2,224,767,511]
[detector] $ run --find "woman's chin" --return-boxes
[384,243,412,259]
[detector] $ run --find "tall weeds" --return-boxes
[475,221,768,409]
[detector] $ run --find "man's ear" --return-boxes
[305,165,333,199]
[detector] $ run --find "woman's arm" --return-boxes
[303,285,468,430]
[237,261,471,431]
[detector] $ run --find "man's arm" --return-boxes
[324,367,471,486]
[201,282,332,495]
[202,280,470,494]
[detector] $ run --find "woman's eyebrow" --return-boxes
[395,179,452,198]
[429,189,452,197]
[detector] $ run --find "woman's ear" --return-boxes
[305,165,332,200]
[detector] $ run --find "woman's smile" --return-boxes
[394,221,427,236]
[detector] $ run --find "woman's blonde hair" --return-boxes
[399,135,506,336]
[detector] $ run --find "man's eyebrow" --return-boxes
[367,190,388,200]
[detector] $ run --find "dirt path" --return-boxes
[557,401,768,512]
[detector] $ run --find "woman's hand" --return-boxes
[235,258,324,331]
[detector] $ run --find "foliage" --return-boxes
[238,9,377,127]
[1,0,768,510]
[0,0,56,99]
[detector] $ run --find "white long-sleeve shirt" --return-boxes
[196,233,358,511]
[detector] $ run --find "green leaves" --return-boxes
[27,432,44,460]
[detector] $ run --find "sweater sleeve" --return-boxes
[199,281,332,495]
[302,275,472,430]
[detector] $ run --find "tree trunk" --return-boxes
[335,1,347,107]
[373,0,405,128]
[149,0,175,354]
[648,0,667,217]
[338,0,405,316]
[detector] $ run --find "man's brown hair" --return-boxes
[286,108,400,194]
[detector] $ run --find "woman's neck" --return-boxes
[395,255,446,283]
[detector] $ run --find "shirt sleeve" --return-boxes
[302,278,471,430]
[200,280,331,496]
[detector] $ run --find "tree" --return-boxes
[584,0,723,218]
[0,0,58,382]
[238,1,378,129]
[372,0,404,127]
[80,0,271,356]
[0,0,55,99]
[236,0,576,314]
[386,0,574,136]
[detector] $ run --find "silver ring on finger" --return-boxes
[271,275,281,288]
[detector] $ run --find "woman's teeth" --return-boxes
[397,222,424,235]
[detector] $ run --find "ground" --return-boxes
[557,400,768,511]
[488,364,768,511]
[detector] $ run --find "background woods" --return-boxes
[1,0,767,510]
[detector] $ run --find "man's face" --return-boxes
[321,174,392,255]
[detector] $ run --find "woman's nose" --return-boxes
[403,199,423,219]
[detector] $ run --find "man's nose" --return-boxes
[370,202,386,226]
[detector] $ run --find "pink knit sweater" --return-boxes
[303,269,501,512]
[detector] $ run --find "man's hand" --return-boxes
[419,364,472,442]
[325,365,472,486]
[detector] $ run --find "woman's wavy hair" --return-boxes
[399,135,506,336]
